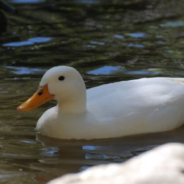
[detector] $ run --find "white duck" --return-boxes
[17,66,184,139]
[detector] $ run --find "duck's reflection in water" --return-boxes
[34,125,184,182]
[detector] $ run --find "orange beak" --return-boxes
[17,85,54,112]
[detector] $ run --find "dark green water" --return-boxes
[0,0,184,183]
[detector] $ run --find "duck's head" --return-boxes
[17,66,86,112]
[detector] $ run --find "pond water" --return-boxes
[1,0,184,183]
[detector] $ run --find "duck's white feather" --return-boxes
[36,66,184,139]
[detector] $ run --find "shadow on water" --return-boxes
[0,0,184,183]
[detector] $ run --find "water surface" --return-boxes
[0,0,184,183]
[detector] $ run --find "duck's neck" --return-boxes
[58,93,87,114]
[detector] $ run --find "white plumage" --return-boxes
[20,66,184,139]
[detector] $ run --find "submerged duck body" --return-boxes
[17,66,184,139]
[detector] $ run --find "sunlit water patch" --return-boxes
[88,66,124,75]
[2,37,53,47]
[123,43,145,48]
[4,66,47,75]
[128,32,149,38]
[113,34,124,39]
[161,20,184,27]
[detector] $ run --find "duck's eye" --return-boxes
[58,76,65,81]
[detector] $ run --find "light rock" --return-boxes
[48,143,184,184]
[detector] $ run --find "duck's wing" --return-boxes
[86,77,184,134]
